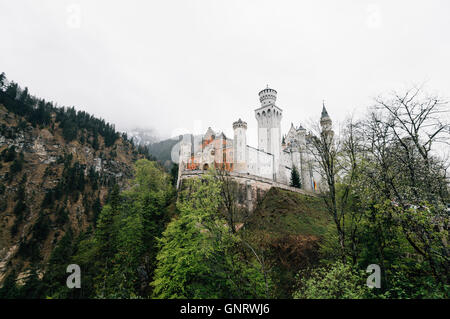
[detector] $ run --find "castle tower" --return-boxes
[320,102,333,133]
[255,86,282,180]
[296,125,312,191]
[179,134,193,169]
[177,133,193,188]
[233,118,247,173]
[320,102,334,148]
[297,124,306,146]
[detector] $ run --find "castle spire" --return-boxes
[321,100,329,119]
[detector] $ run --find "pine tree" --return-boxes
[0,72,6,89]
[170,163,179,186]
[290,165,301,188]
[0,271,20,298]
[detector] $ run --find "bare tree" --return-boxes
[214,167,239,234]
[360,87,450,286]
[373,86,450,206]
[307,118,362,261]
[212,167,272,297]
[375,86,449,162]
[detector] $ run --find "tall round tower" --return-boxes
[233,118,247,173]
[259,87,277,106]
[177,133,193,188]
[179,134,193,168]
[320,102,332,132]
[320,102,334,148]
[255,86,283,180]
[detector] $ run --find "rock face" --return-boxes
[0,104,141,285]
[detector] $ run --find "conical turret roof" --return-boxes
[321,101,330,119]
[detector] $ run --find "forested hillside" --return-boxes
[0,73,150,294]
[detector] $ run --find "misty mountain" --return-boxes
[147,137,180,169]
[126,127,160,146]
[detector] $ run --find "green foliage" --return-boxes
[293,261,373,299]
[170,163,179,186]
[17,210,50,262]
[42,155,87,208]
[0,159,174,299]
[310,92,450,299]
[0,271,20,299]
[18,267,44,298]
[152,172,267,299]
[40,230,79,298]
[290,165,301,188]
[70,159,175,298]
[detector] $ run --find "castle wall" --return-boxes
[247,146,273,179]
[300,151,315,191]
[279,151,291,184]
[179,170,317,212]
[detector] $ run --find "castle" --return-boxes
[177,86,333,193]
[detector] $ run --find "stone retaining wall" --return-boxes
[179,170,318,212]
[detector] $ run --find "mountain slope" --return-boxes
[0,75,148,285]
[147,137,179,169]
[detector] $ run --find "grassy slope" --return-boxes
[242,187,331,298]
[250,188,330,236]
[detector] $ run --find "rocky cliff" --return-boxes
[0,103,144,284]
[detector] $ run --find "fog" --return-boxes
[1,0,449,145]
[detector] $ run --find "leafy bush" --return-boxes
[293,261,373,299]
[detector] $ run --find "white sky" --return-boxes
[1,0,449,146]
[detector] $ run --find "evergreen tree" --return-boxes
[0,72,6,89]
[170,163,179,186]
[41,230,75,298]
[20,267,44,299]
[290,165,301,188]
[0,271,20,299]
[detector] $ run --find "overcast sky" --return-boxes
[1,0,449,145]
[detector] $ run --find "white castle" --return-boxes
[177,86,333,192]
